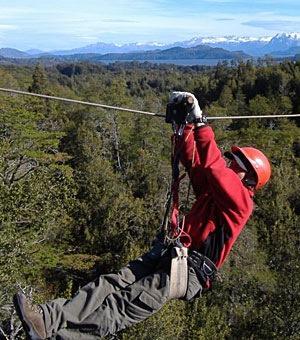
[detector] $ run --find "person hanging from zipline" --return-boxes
[13,91,271,340]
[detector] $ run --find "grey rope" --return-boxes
[0,87,300,120]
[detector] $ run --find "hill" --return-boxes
[65,45,249,61]
[0,48,29,58]
[271,46,300,57]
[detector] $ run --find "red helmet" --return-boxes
[231,146,271,190]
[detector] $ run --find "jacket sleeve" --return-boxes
[176,125,209,197]
[192,125,253,214]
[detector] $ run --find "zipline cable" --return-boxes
[0,87,300,120]
[0,87,165,118]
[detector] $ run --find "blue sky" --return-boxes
[0,0,299,51]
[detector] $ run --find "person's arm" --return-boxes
[168,91,208,197]
[193,125,253,214]
[176,125,208,197]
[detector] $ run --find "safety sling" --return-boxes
[169,246,189,299]
[166,126,192,299]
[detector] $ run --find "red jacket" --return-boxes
[175,125,253,268]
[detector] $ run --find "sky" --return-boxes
[0,0,299,51]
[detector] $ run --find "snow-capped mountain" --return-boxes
[44,33,300,57]
[45,36,272,56]
[46,42,167,56]
[1,33,300,58]
[262,33,300,55]
[174,33,300,56]
[175,35,273,56]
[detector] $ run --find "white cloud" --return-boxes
[0,24,17,30]
[75,35,100,43]
[0,6,42,19]
[243,19,300,31]
[203,0,299,3]
[203,0,241,2]
[102,19,139,23]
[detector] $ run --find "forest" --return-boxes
[0,59,299,339]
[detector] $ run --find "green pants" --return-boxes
[41,251,202,339]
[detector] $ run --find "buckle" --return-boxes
[202,261,214,277]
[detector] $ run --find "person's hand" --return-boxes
[169,91,203,123]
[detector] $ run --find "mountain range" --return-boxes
[0,32,299,60]
[60,45,249,62]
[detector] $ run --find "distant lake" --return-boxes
[100,59,234,66]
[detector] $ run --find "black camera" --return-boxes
[165,96,194,124]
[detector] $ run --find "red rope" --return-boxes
[167,127,195,247]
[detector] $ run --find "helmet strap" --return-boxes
[243,173,257,188]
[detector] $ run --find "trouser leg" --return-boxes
[184,266,203,301]
[52,270,170,339]
[41,251,164,337]
[47,264,200,339]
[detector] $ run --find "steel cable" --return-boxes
[0,87,300,120]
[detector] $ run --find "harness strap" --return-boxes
[169,246,188,299]
[167,128,194,246]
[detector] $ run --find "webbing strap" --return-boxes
[169,246,188,299]
[168,128,194,244]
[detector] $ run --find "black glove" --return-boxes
[188,250,217,283]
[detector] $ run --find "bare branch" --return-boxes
[2,156,39,186]
[111,111,122,171]
[0,326,9,340]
